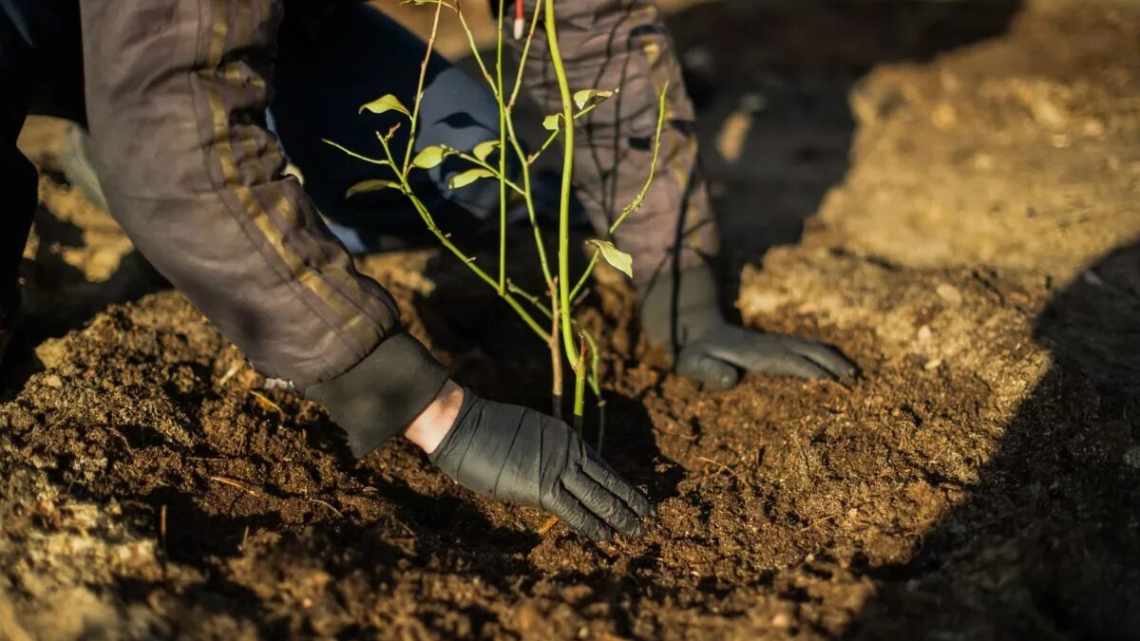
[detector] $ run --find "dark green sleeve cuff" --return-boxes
[303,333,449,457]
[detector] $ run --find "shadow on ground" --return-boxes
[665,0,1022,294]
[843,240,1140,640]
[656,3,1139,638]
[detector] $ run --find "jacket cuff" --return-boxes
[303,333,449,457]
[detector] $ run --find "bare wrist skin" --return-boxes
[404,379,464,454]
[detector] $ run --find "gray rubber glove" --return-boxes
[640,265,858,390]
[429,390,652,541]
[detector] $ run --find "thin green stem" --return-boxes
[543,0,580,369]
[405,189,550,341]
[568,84,671,303]
[320,139,391,168]
[456,154,528,198]
[502,115,555,288]
[549,277,564,418]
[507,280,553,319]
[572,333,587,422]
[373,129,403,178]
[374,108,551,343]
[401,1,444,175]
[507,0,543,110]
[609,83,670,235]
[454,2,554,291]
[456,7,499,99]
[568,252,599,304]
[580,328,602,397]
[496,0,507,294]
[496,0,555,296]
[528,103,602,165]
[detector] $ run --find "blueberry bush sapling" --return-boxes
[327,0,668,448]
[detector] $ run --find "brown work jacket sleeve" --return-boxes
[514,0,721,285]
[77,0,446,452]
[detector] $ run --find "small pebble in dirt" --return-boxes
[936,284,963,305]
[34,338,69,369]
[1123,447,1140,470]
[771,613,792,629]
[1083,118,1106,138]
[932,102,957,129]
[41,374,63,389]
[972,153,995,171]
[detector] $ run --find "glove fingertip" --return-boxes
[818,356,857,382]
[804,345,860,381]
[631,489,653,519]
[645,494,658,515]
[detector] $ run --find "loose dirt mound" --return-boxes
[3,1,1139,640]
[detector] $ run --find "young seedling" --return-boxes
[327,0,667,451]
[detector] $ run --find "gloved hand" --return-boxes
[429,390,652,541]
[640,265,857,390]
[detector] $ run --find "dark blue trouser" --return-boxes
[1,0,504,271]
[273,3,508,253]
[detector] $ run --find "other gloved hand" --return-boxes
[640,265,857,390]
[429,390,652,541]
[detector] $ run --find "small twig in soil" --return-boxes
[308,497,344,519]
[249,391,284,417]
[697,456,743,482]
[159,504,167,550]
[208,475,265,497]
[218,362,242,386]
[105,426,134,454]
[538,515,561,536]
[797,513,838,534]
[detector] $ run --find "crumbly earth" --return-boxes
[3,1,1139,639]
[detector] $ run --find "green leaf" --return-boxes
[473,140,500,163]
[448,168,495,190]
[573,88,617,111]
[586,239,633,279]
[412,145,449,169]
[542,114,562,131]
[346,180,402,198]
[359,94,411,118]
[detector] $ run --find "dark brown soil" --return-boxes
[3,1,1140,640]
